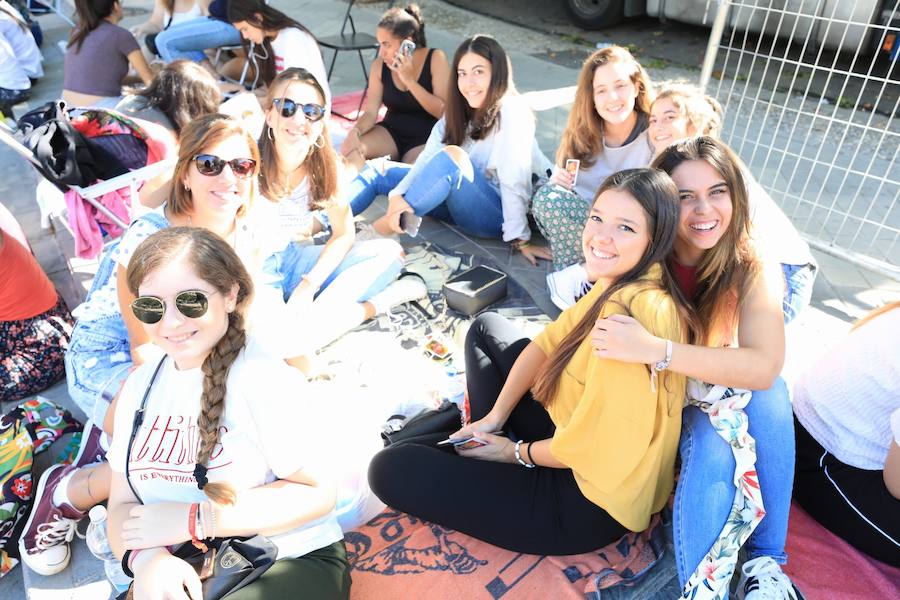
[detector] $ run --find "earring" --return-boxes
[313,134,325,149]
[267,127,275,142]
[184,184,190,191]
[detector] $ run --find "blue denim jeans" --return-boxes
[404,149,503,238]
[346,163,410,216]
[263,238,403,304]
[674,378,794,593]
[346,150,504,238]
[64,316,132,424]
[781,262,817,324]
[155,17,242,63]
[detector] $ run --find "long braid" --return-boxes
[194,312,246,505]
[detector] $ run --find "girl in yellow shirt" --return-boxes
[368,168,692,554]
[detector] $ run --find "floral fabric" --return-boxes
[0,398,82,577]
[680,380,765,599]
[530,182,590,271]
[0,296,73,403]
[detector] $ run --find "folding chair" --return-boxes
[0,119,174,234]
[317,0,379,120]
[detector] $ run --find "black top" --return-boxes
[381,48,436,119]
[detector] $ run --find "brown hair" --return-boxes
[653,83,724,139]
[443,35,516,146]
[259,68,338,209]
[126,227,255,505]
[651,136,760,345]
[128,60,222,136]
[532,168,694,406]
[170,114,260,217]
[556,46,654,168]
[378,4,426,47]
[69,0,117,52]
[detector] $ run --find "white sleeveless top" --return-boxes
[164,1,203,28]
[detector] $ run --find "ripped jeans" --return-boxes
[64,315,132,424]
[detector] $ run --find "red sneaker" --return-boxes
[70,420,106,470]
[17,464,87,575]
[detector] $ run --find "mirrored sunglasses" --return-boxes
[272,98,326,122]
[130,290,219,324]
[193,154,257,178]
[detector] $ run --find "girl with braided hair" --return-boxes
[106,227,350,600]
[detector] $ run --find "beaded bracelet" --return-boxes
[514,440,535,468]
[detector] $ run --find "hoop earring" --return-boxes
[313,134,325,149]
[267,126,275,142]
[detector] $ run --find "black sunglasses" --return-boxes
[272,98,326,122]
[193,154,257,178]
[130,290,219,324]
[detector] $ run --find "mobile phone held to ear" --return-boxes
[399,211,422,237]
[399,39,416,59]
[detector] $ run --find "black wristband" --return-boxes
[121,549,134,578]
[525,441,535,466]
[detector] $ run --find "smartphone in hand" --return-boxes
[437,435,488,450]
[399,39,416,59]
[399,211,422,237]
[565,159,580,187]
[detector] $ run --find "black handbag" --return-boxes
[118,358,277,600]
[381,400,462,446]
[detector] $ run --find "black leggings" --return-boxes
[793,416,900,567]
[367,312,627,555]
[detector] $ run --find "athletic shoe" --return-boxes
[368,274,428,315]
[546,263,592,310]
[70,419,106,470]
[18,464,87,575]
[738,556,800,600]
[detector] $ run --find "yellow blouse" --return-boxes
[532,264,686,532]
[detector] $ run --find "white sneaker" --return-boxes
[546,263,591,310]
[368,274,428,315]
[737,556,800,600]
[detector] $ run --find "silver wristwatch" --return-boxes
[654,339,673,371]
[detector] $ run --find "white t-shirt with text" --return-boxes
[107,339,344,559]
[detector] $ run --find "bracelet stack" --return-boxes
[514,440,535,468]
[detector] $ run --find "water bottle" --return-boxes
[85,505,132,593]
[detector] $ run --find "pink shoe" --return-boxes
[17,464,87,575]
[70,419,106,470]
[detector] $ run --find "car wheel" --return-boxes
[565,0,624,29]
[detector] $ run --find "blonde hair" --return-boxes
[171,114,260,218]
[127,227,255,505]
[653,83,723,138]
[556,46,654,168]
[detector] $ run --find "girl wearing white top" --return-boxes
[257,68,417,355]
[106,227,350,599]
[792,301,900,567]
[532,46,654,270]
[131,0,205,38]
[227,0,329,102]
[356,35,551,266]
[129,0,206,59]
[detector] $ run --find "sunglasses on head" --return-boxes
[272,98,326,122]
[130,290,219,324]
[193,154,257,178]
